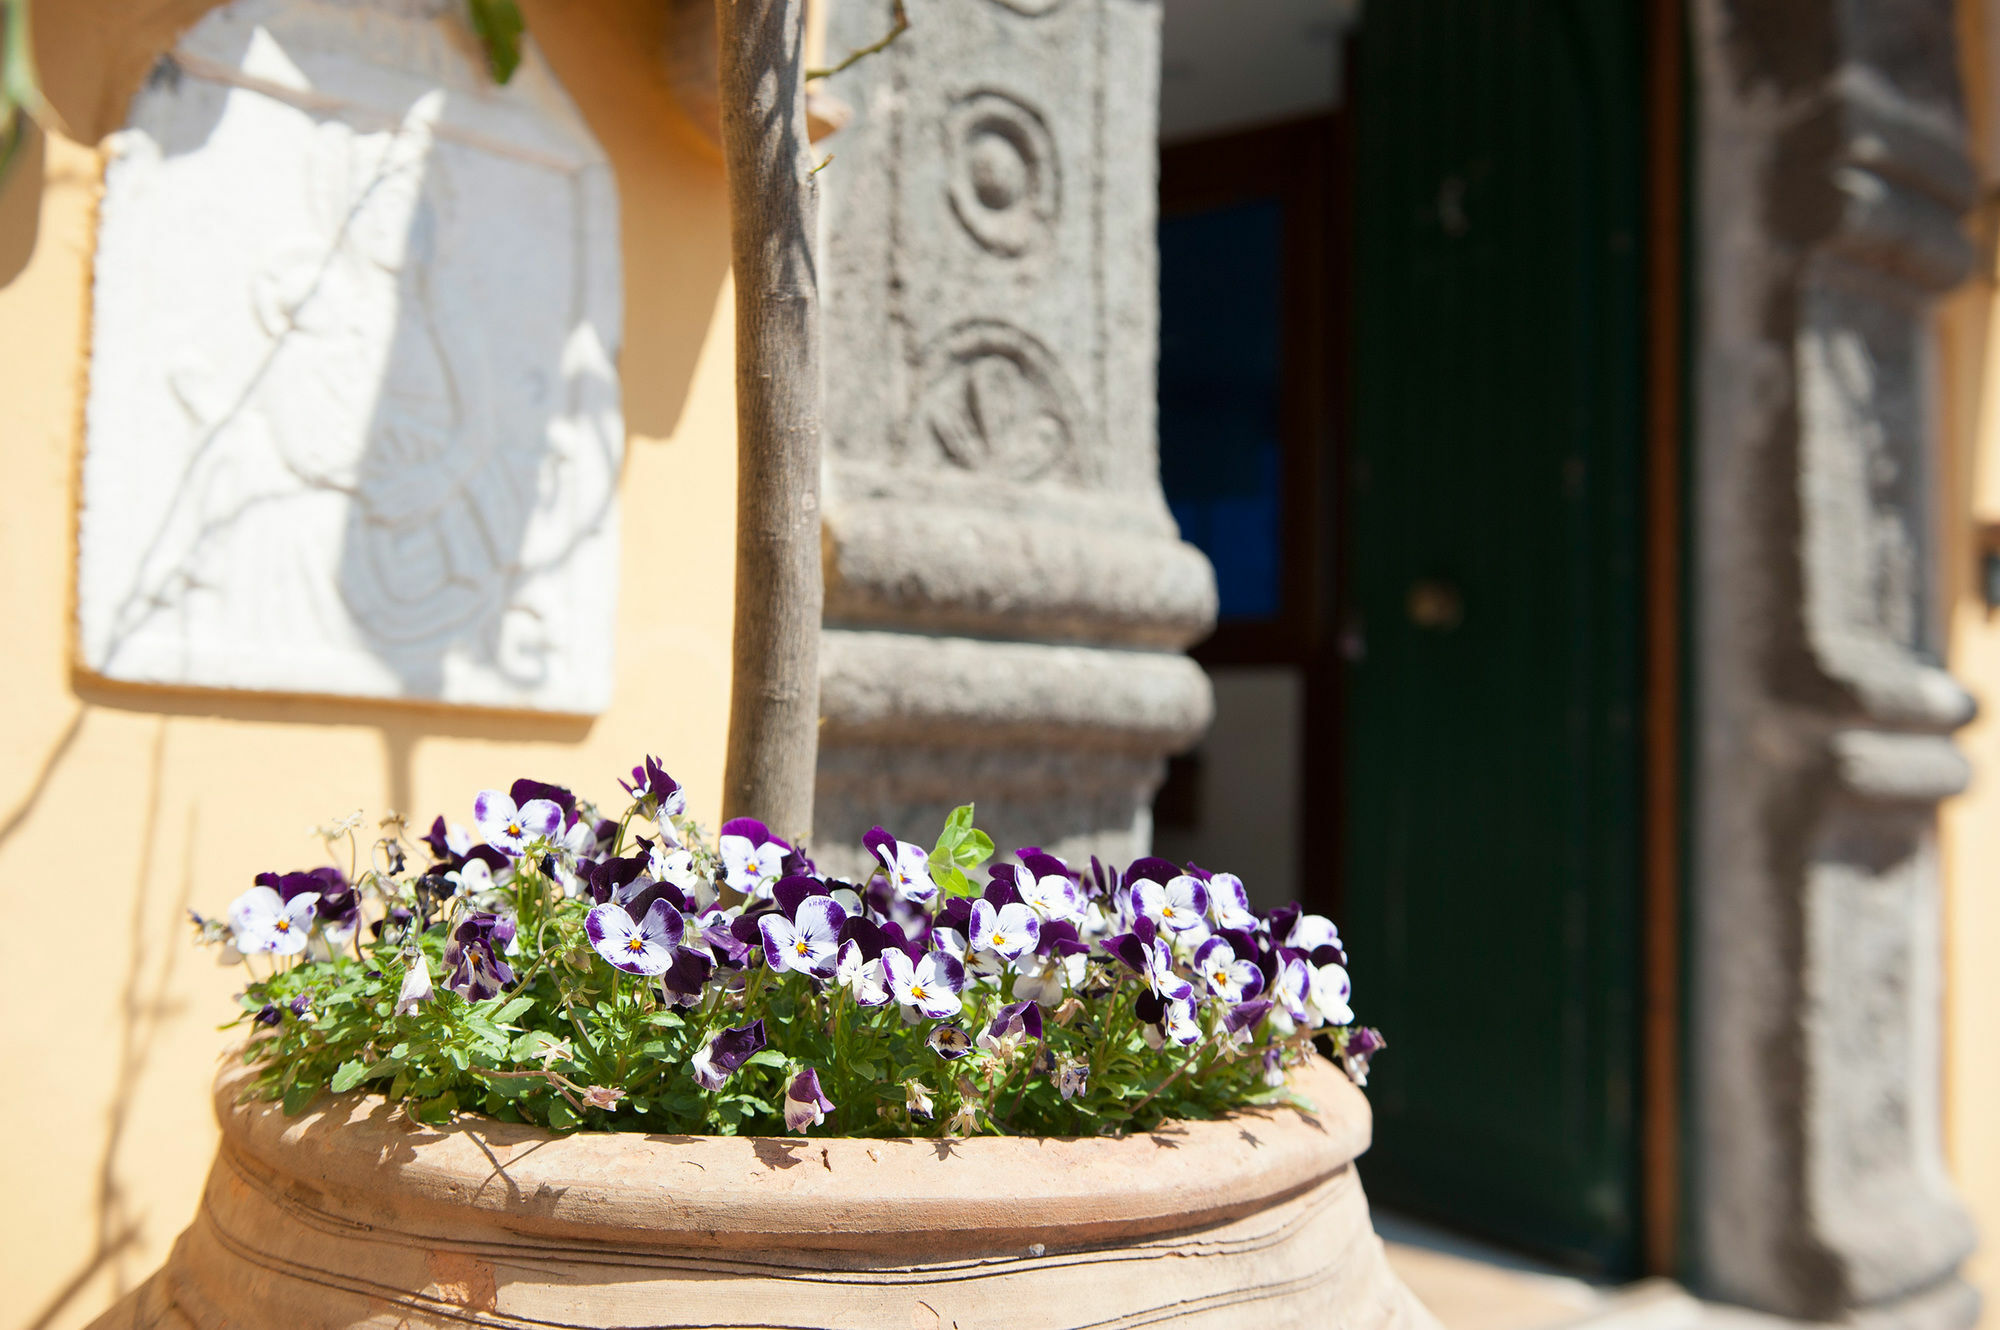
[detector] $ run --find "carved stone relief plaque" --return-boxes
[76,0,624,713]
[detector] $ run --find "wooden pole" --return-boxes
[715,0,823,838]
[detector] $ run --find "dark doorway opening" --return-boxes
[1153,0,1663,1278]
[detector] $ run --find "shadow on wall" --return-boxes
[15,719,191,1330]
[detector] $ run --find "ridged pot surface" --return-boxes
[92,1054,1435,1330]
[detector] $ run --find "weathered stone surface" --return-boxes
[1690,1,1978,1321]
[87,1055,1438,1330]
[815,0,1214,863]
[76,0,624,713]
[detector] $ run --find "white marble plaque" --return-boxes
[77,0,624,712]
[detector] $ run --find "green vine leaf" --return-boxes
[465,0,525,85]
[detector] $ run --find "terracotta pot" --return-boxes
[91,1054,1435,1329]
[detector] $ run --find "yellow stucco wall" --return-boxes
[0,3,741,1326]
[1943,2,2000,1322]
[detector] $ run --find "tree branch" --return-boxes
[804,0,909,82]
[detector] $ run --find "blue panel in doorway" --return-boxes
[1158,198,1285,623]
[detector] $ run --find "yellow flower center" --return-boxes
[992,933,1008,948]
[911,984,929,1000]
[795,940,811,956]
[508,822,524,837]
[275,919,291,933]
[625,937,645,954]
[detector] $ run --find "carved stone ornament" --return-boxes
[944,90,1059,258]
[913,320,1086,482]
[75,0,625,713]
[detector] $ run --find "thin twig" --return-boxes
[804,0,908,81]
[1119,1034,1211,1131]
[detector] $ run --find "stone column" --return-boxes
[811,0,1214,870]
[1691,2,1980,1324]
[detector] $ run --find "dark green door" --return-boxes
[1341,0,1647,1273]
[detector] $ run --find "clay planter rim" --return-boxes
[214,1053,1372,1260]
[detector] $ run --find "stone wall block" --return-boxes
[814,0,1211,866]
[1694,0,1980,1321]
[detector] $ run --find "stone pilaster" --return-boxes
[812,0,1214,870]
[1691,2,1980,1323]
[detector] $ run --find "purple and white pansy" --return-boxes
[864,826,939,904]
[968,898,1041,963]
[585,899,686,976]
[473,789,564,856]
[1205,872,1257,931]
[835,940,890,1006]
[883,947,966,1020]
[1134,874,1210,934]
[759,895,847,979]
[719,819,790,899]
[1193,935,1264,1004]
[228,885,322,956]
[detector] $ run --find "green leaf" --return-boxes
[282,1081,317,1116]
[953,829,994,871]
[491,996,534,1026]
[464,0,524,84]
[329,1060,369,1094]
[926,861,975,899]
[742,1048,789,1071]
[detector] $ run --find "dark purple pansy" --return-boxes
[580,853,648,905]
[980,873,1021,909]
[421,816,458,863]
[701,911,754,967]
[771,874,830,917]
[1123,856,1181,887]
[936,897,974,936]
[784,1067,835,1131]
[1225,998,1273,1034]
[691,1019,766,1090]
[619,756,685,817]
[510,778,578,828]
[659,946,713,1004]
[1017,849,1075,883]
[839,914,892,961]
[987,1000,1044,1044]
[719,817,785,848]
[620,878,692,922]
[860,825,897,868]
[444,911,517,1000]
[254,1003,283,1027]
[1035,919,1090,958]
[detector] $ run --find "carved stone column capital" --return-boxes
[813,0,1210,873]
